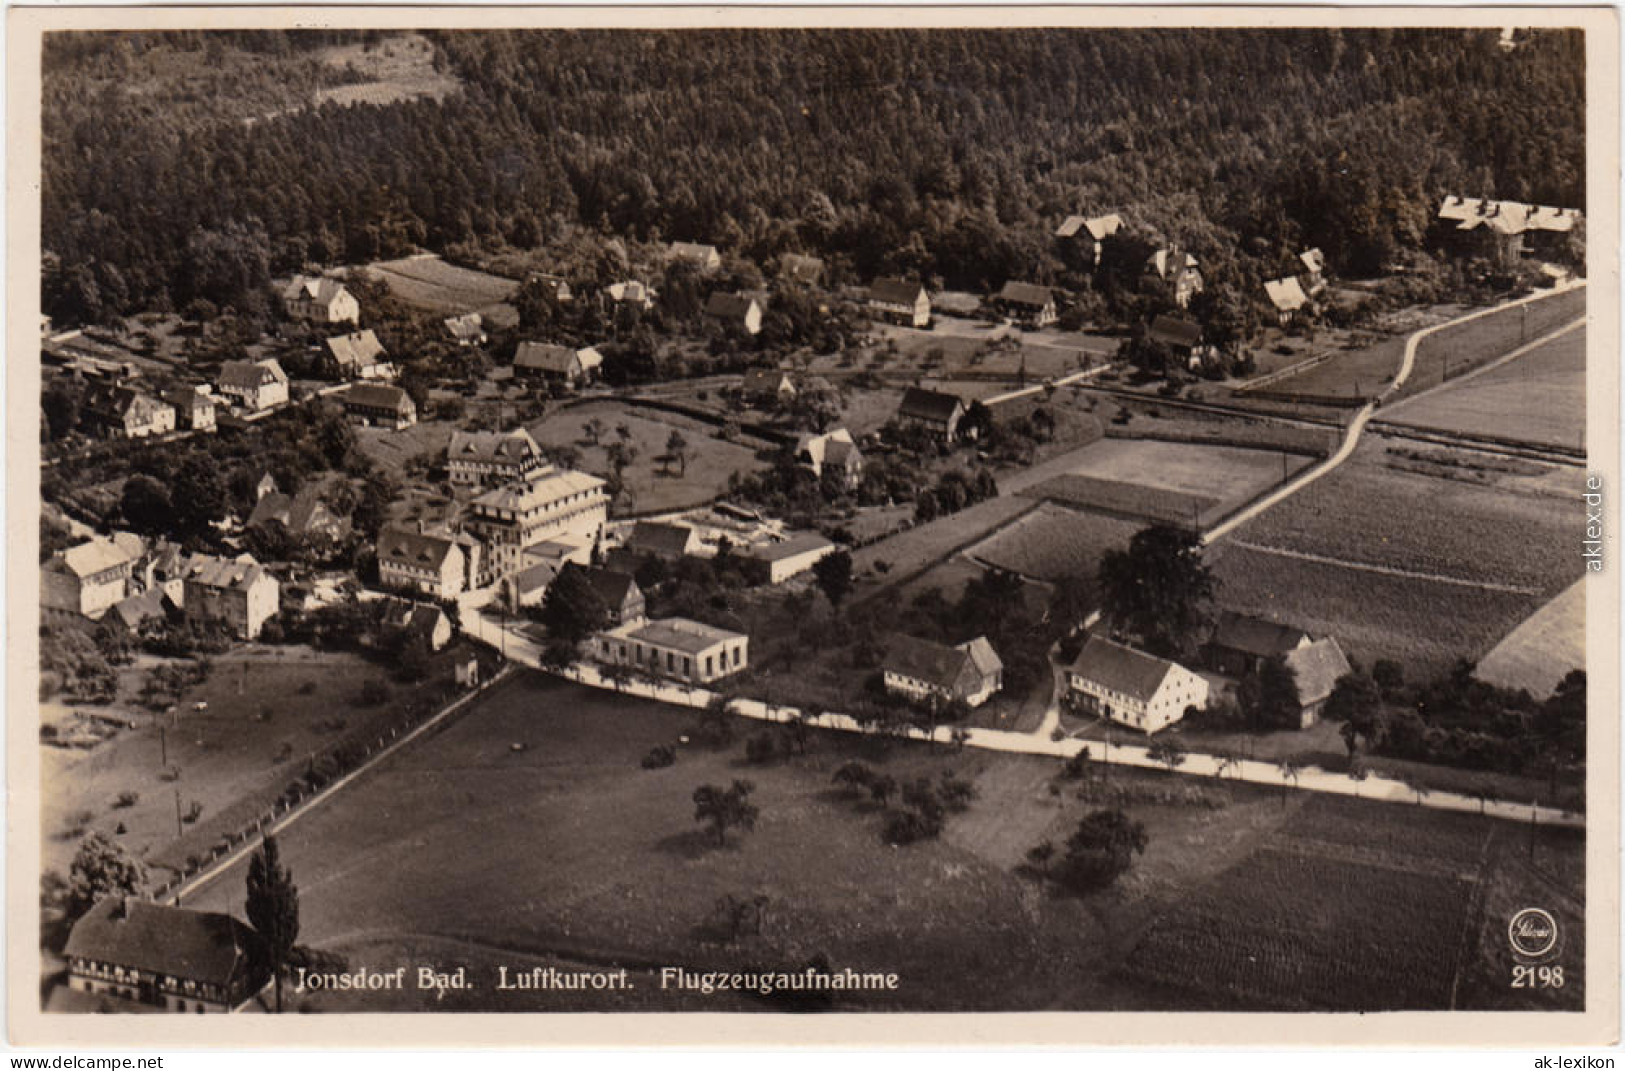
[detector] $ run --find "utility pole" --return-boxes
[159,725,167,768]
[174,788,183,838]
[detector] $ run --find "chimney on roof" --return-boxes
[113,896,133,921]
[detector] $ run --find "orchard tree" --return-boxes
[692,780,759,847]
[812,550,854,608]
[1056,809,1148,893]
[66,832,146,921]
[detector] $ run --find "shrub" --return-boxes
[882,808,944,845]
[355,679,390,707]
[112,791,139,809]
[641,745,677,770]
[743,732,781,765]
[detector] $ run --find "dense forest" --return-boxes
[41,27,1586,326]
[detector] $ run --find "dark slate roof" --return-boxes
[513,342,581,373]
[218,359,286,390]
[869,277,927,305]
[705,292,759,319]
[997,281,1053,308]
[447,428,543,465]
[578,566,640,609]
[780,253,825,284]
[1068,636,1177,703]
[897,387,964,424]
[380,597,448,640]
[742,531,835,563]
[64,897,261,990]
[324,329,387,369]
[378,527,459,571]
[626,522,698,558]
[742,369,795,394]
[1148,315,1203,349]
[883,633,997,694]
[1283,638,1352,707]
[109,588,176,631]
[1209,611,1311,659]
[343,383,413,412]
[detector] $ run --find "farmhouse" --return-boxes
[63,897,269,1014]
[594,616,748,685]
[742,369,797,403]
[83,386,176,440]
[669,241,722,272]
[1147,314,1215,368]
[623,520,703,562]
[40,535,144,620]
[1145,248,1205,308]
[1263,277,1311,325]
[162,386,217,433]
[513,342,604,387]
[463,469,609,578]
[705,292,764,336]
[994,281,1058,328]
[216,359,289,414]
[796,427,864,488]
[1066,635,1209,734]
[281,275,360,325]
[107,587,180,634]
[868,278,932,328]
[740,531,838,585]
[444,313,487,347]
[1056,212,1123,267]
[341,383,417,430]
[1204,611,1313,678]
[178,553,280,640]
[505,558,560,609]
[378,527,473,600]
[380,597,453,653]
[323,329,394,380]
[881,633,1004,709]
[895,387,967,442]
[779,253,825,286]
[1436,196,1582,266]
[529,272,573,303]
[446,428,548,489]
[1282,637,1354,728]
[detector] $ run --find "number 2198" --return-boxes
[1512,965,1564,988]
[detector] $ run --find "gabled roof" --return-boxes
[218,359,287,391]
[798,427,860,467]
[378,527,460,571]
[447,428,543,466]
[1068,636,1179,703]
[1209,611,1311,659]
[1437,196,1581,235]
[1056,213,1123,240]
[883,633,999,693]
[1283,637,1352,707]
[1146,248,1200,279]
[1299,248,1327,275]
[705,292,761,319]
[606,281,652,304]
[162,385,215,412]
[181,554,270,593]
[325,329,387,370]
[247,487,349,537]
[1264,276,1310,313]
[897,387,964,424]
[86,387,172,424]
[109,588,176,631]
[996,281,1054,308]
[444,313,485,342]
[64,897,261,990]
[742,369,795,394]
[54,537,139,579]
[626,521,699,558]
[1147,315,1203,349]
[281,275,352,307]
[869,277,928,305]
[514,342,604,374]
[577,565,640,609]
[342,383,414,413]
[670,241,721,264]
[380,597,449,640]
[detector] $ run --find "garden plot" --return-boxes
[365,255,519,322]
[968,503,1142,582]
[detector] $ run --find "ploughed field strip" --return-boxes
[1119,795,1492,1011]
[365,256,519,312]
[1021,473,1220,529]
[967,503,1142,583]
[1225,540,1543,596]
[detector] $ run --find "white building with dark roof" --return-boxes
[868,278,932,327]
[1066,635,1208,733]
[216,359,289,414]
[741,531,838,585]
[377,527,469,600]
[324,329,395,380]
[40,535,144,620]
[281,275,360,325]
[463,469,609,578]
[446,428,548,489]
[178,553,280,640]
[881,633,1004,709]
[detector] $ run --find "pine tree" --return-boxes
[246,836,300,1013]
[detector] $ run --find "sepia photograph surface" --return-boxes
[7,5,1620,1049]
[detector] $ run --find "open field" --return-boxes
[177,674,1581,1011]
[1475,580,1586,698]
[968,503,1142,582]
[1119,792,1582,1011]
[39,648,450,879]
[850,496,1036,594]
[354,421,457,482]
[1253,335,1406,400]
[529,400,764,515]
[1383,326,1585,451]
[1398,286,1587,402]
[315,33,462,108]
[364,255,519,325]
